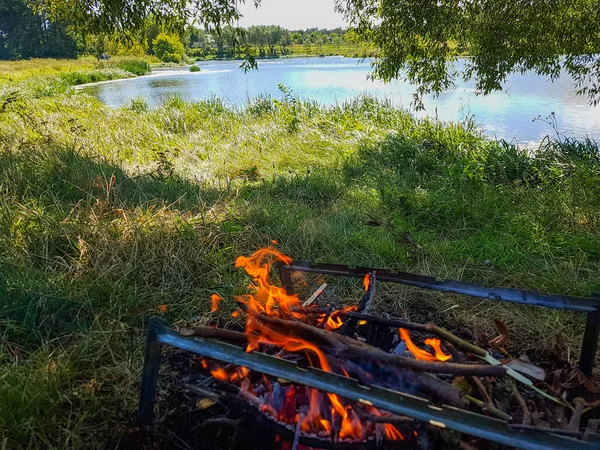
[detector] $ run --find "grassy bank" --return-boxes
[0,66,599,449]
[0,56,154,85]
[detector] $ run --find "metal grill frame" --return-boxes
[136,318,595,450]
[278,260,600,377]
[136,259,600,449]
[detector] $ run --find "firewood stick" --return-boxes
[353,406,414,425]
[465,395,512,421]
[511,381,532,425]
[292,413,303,450]
[567,398,586,431]
[471,376,493,406]
[299,307,565,406]
[303,282,327,306]
[339,272,376,337]
[535,397,558,428]
[298,307,487,357]
[242,305,508,377]
[179,327,249,343]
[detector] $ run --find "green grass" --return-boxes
[0,69,599,449]
[0,56,152,85]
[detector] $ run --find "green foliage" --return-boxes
[96,56,151,76]
[153,33,184,63]
[189,65,201,72]
[0,0,77,60]
[336,0,600,107]
[58,68,135,86]
[127,96,149,112]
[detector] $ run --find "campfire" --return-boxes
[141,247,600,449]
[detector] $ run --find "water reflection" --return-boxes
[149,78,187,88]
[80,57,600,144]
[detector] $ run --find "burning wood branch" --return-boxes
[178,247,598,448]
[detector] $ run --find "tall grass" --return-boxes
[0,71,599,449]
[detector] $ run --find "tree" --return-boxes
[153,33,184,62]
[44,0,262,37]
[336,0,600,107]
[0,0,77,60]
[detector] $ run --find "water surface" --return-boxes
[81,57,600,144]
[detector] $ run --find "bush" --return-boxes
[96,57,151,76]
[189,65,201,72]
[127,97,149,112]
[153,33,184,63]
[59,69,134,86]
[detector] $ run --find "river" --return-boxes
[81,57,600,145]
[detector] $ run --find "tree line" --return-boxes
[0,0,356,62]
[185,26,354,58]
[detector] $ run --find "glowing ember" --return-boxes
[211,294,222,312]
[210,367,228,381]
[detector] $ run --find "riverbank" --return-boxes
[193,43,378,61]
[1,67,599,449]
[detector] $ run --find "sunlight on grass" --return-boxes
[0,67,599,449]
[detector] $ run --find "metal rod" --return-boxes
[136,317,165,425]
[278,262,294,296]
[287,261,600,313]
[579,294,600,378]
[153,324,589,450]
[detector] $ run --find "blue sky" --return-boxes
[237,0,347,30]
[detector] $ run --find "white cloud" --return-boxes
[237,0,347,30]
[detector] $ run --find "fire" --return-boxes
[424,337,452,362]
[363,273,370,292]
[234,247,301,319]
[400,329,452,362]
[211,294,222,312]
[210,367,228,381]
[385,423,405,440]
[369,407,405,440]
[219,247,408,442]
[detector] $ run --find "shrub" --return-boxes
[189,65,201,72]
[96,57,151,76]
[127,97,149,112]
[153,33,184,63]
[59,69,134,86]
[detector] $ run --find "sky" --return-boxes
[237,0,347,30]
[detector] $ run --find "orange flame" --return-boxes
[230,247,405,441]
[424,337,452,362]
[400,329,451,362]
[210,367,228,381]
[363,273,370,292]
[385,424,405,440]
[211,294,222,312]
